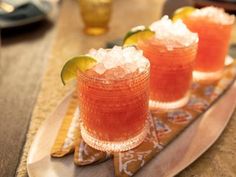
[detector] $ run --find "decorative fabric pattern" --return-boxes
[74,138,111,166]
[51,94,79,157]
[114,114,162,177]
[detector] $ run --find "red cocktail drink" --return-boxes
[183,7,234,80]
[77,46,150,152]
[138,16,198,109]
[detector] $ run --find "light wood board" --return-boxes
[27,81,236,177]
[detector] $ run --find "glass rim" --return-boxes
[188,13,235,26]
[77,62,150,82]
[141,36,199,50]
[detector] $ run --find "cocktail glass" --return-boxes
[182,7,235,81]
[78,0,112,36]
[138,16,198,109]
[77,46,150,152]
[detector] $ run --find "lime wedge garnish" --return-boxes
[123,25,155,47]
[172,6,196,22]
[61,56,97,85]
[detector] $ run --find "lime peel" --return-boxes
[172,6,196,22]
[61,55,97,85]
[123,26,155,47]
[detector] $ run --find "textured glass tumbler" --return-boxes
[139,38,198,110]
[77,66,150,152]
[183,15,234,81]
[78,0,112,35]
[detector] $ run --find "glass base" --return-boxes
[83,26,108,36]
[149,92,190,110]
[80,116,150,152]
[193,70,222,82]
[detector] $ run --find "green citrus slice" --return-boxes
[172,6,196,22]
[123,25,155,47]
[61,55,97,85]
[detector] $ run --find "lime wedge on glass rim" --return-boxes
[123,25,155,47]
[172,6,196,22]
[61,56,97,85]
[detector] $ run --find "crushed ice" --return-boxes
[150,15,199,50]
[191,6,235,25]
[87,46,149,75]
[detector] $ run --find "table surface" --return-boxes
[0,4,58,177]
[0,0,236,177]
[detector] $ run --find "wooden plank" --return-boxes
[26,82,236,177]
[0,20,56,177]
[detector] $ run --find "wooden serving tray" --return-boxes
[27,79,236,177]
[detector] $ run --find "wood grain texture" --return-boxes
[0,20,56,177]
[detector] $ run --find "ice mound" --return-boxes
[150,15,198,50]
[191,6,235,25]
[88,46,149,75]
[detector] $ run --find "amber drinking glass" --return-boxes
[78,0,112,35]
